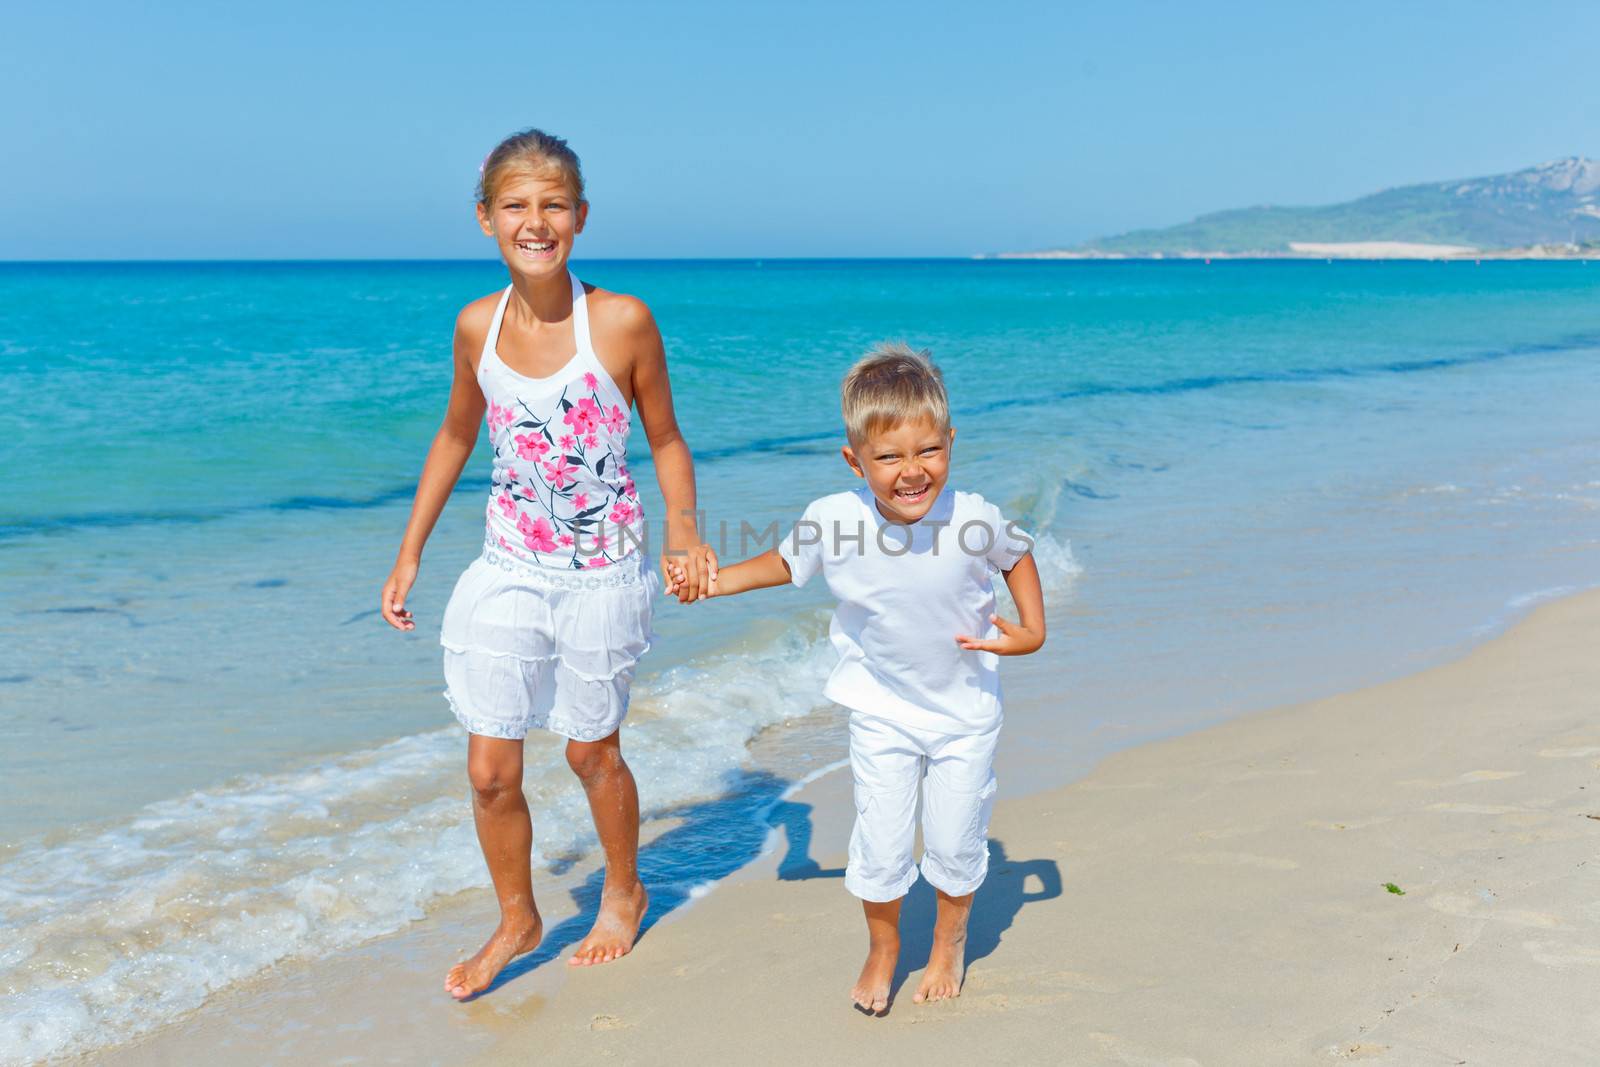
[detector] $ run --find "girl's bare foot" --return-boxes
[444,915,543,1000]
[568,881,649,966]
[851,938,898,1015]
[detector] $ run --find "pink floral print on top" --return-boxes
[480,366,643,570]
[563,397,602,436]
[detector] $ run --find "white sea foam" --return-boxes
[1466,583,1598,639]
[1505,585,1584,613]
[997,516,1083,616]
[0,533,1081,1064]
[0,629,834,1063]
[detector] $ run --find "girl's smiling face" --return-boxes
[477,172,587,281]
[842,416,955,524]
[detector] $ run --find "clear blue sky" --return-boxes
[4,1,1595,259]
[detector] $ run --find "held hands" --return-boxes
[381,559,419,631]
[660,543,719,602]
[955,613,1044,656]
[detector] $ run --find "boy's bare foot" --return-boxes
[913,889,972,1003]
[569,881,649,966]
[912,942,965,1002]
[444,914,543,1001]
[850,938,899,1015]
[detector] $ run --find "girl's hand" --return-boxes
[381,560,419,631]
[955,613,1043,656]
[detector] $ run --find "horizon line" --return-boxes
[1,255,1591,268]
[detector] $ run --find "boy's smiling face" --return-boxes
[842,416,955,524]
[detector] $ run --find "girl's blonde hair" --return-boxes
[840,342,950,447]
[476,128,586,208]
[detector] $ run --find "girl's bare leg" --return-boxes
[912,888,972,1003]
[851,897,901,1015]
[445,735,544,1000]
[566,729,650,965]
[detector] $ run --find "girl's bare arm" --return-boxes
[380,310,487,630]
[625,297,715,602]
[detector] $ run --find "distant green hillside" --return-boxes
[1072,157,1600,254]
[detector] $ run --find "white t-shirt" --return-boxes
[778,487,1033,735]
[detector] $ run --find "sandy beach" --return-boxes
[97,588,1600,1066]
[449,589,1600,1066]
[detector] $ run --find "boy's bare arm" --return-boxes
[666,548,792,600]
[955,552,1046,655]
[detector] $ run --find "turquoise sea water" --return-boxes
[3,259,1600,1060]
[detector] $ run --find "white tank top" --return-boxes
[478,272,643,570]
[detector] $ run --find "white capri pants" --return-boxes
[845,712,1001,902]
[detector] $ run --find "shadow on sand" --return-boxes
[482,771,1060,1004]
[771,795,1062,1006]
[484,769,793,993]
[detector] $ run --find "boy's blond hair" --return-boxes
[840,342,950,447]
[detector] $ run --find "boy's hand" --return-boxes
[662,543,718,601]
[955,613,1043,655]
[663,559,687,596]
[664,560,710,598]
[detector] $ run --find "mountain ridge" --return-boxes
[1006,158,1600,258]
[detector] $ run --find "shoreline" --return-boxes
[95,587,1600,1066]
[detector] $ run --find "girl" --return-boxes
[380,128,714,1000]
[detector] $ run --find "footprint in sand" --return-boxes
[1051,970,1133,994]
[1175,850,1299,871]
[980,966,1130,995]
[1523,940,1600,967]
[1399,769,1524,788]
[590,1014,628,1031]
[1230,767,1318,783]
[1305,816,1392,831]
[1426,892,1561,928]
[1324,1041,1389,1060]
[1538,745,1600,758]
[1195,824,1266,841]
[1077,780,1162,792]
[1087,1031,1203,1067]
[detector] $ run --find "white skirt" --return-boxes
[439,545,658,742]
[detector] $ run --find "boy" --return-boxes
[669,342,1045,1013]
